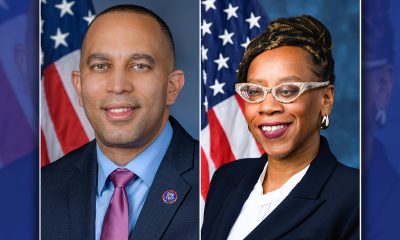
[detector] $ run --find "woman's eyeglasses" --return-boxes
[235,81,330,104]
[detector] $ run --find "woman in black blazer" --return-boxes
[202,15,359,240]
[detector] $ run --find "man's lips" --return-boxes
[258,122,291,139]
[102,104,137,120]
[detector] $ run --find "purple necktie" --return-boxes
[101,168,135,240]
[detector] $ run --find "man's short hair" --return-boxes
[83,4,176,66]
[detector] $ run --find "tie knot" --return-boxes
[109,168,135,188]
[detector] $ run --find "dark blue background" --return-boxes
[0,0,38,239]
[362,0,400,238]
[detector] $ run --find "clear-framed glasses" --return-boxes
[235,81,330,104]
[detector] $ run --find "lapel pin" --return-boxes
[162,190,178,204]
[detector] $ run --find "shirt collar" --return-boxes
[253,161,310,204]
[97,120,173,195]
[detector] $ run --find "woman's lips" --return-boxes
[258,123,290,139]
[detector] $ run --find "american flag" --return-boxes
[201,0,269,203]
[41,0,95,166]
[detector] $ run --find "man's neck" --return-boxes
[97,119,169,166]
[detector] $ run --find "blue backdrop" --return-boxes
[363,0,400,238]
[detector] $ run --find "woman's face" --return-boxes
[244,46,334,161]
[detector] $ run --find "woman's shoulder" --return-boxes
[333,162,359,184]
[323,162,359,200]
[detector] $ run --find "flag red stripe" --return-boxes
[234,94,264,154]
[235,94,246,114]
[208,109,236,168]
[201,148,210,199]
[41,129,50,166]
[43,64,89,155]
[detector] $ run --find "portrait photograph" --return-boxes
[201,0,360,239]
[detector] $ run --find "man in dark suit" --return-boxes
[42,5,198,240]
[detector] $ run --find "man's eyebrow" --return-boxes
[128,53,155,65]
[86,53,111,65]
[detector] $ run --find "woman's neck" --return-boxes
[262,136,320,194]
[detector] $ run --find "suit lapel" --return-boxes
[67,141,98,240]
[245,137,338,239]
[213,156,267,240]
[245,197,325,239]
[130,117,195,240]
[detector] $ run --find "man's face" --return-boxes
[72,12,183,158]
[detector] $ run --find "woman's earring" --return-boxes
[321,115,330,130]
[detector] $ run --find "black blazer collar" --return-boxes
[245,136,338,239]
[65,117,196,240]
[210,154,267,239]
[67,141,98,240]
[130,116,196,239]
[213,136,338,240]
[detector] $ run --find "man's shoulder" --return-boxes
[41,140,96,180]
[168,116,199,162]
[169,116,198,145]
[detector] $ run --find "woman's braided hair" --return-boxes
[237,15,335,84]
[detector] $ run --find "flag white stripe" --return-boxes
[54,50,95,140]
[41,80,64,162]
[201,125,217,181]
[213,96,261,159]
[200,195,205,226]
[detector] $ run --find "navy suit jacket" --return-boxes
[42,117,199,240]
[202,137,359,240]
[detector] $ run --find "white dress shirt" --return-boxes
[227,162,310,240]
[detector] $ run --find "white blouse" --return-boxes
[227,162,310,240]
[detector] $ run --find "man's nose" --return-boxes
[107,67,134,94]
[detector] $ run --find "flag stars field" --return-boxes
[202,0,216,12]
[83,10,95,25]
[55,0,75,18]
[241,37,251,49]
[246,12,261,29]
[214,53,229,71]
[223,3,239,20]
[202,45,208,61]
[50,28,69,48]
[201,20,212,36]
[41,0,96,164]
[201,0,269,201]
[218,29,235,46]
[209,79,226,96]
[203,97,209,112]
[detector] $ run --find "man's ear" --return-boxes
[322,84,335,116]
[71,70,83,106]
[166,69,185,106]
